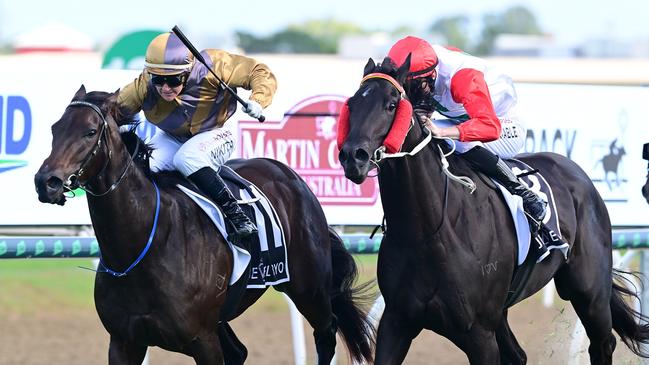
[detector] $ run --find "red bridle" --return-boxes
[337,73,413,154]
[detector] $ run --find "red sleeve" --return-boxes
[450,68,501,142]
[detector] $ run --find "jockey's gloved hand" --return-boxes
[242,100,263,118]
[414,108,433,128]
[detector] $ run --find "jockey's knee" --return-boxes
[172,150,210,177]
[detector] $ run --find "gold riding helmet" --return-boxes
[144,32,194,76]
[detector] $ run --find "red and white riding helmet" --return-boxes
[388,36,438,79]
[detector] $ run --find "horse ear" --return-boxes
[395,54,412,85]
[363,58,376,76]
[105,90,119,105]
[72,85,86,101]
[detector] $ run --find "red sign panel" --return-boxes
[238,95,379,205]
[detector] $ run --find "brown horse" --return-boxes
[34,86,375,365]
[338,57,649,364]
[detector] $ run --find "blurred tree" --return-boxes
[429,16,470,52]
[237,19,365,54]
[386,25,417,37]
[237,30,324,53]
[475,5,543,55]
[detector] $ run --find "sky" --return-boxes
[0,0,646,47]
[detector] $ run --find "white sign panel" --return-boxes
[1,54,648,226]
[516,83,649,226]
[0,61,141,225]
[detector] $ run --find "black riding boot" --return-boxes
[188,167,257,242]
[463,146,548,222]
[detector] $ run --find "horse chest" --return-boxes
[95,277,204,346]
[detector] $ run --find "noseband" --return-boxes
[64,101,138,197]
[360,74,432,162]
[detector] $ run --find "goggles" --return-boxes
[150,73,187,88]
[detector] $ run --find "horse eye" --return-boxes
[85,129,97,137]
[387,102,397,111]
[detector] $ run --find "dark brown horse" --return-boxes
[34,86,375,365]
[338,57,649,364]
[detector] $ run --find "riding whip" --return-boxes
[172,25,265,122]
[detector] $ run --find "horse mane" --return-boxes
[118,128,188,190]
[84,90,188,190]
[365,58,473,170]
[119,126,153,174]
[83,91,137,126]
[374,57,399,76]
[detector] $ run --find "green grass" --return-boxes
[0,259,97,316]
[0,255,379,316]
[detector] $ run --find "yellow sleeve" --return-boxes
[206,50,277,108]
[117,72,149,114]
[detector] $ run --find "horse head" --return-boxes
[338,55,416,184]
[34,85,126,205]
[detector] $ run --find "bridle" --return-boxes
[360,74,476,192]
[64,101,138,197]
[358,73,433,163]
[66,100,159,277]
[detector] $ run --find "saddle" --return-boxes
[462,157,570,307]
[493,159,570,307]
[178,165,290,321]
[470,158,570,264]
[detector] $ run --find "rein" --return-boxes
[359,73,434,163]
[64,101,138,197]
[78,180,161,277]
[361,74,476,193]
[67,100,158,277]
[96,181,160,277]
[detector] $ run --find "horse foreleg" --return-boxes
[186,331,224,365]
[108,336,147,365]
[374,310,421,365]
[495,312,527,365]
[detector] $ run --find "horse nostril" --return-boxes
[46,177,63,191]
[338,150,348,163]
[354,148,369,163]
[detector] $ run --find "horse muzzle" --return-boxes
[34,170,67,205]
[338,144,371,184]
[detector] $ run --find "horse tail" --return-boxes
[611,268,649,357]
[328,227,376,363]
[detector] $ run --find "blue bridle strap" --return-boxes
[97,181,161,277]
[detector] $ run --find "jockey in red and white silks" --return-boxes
[424,44,522,158]
[388,36,547,222]
[389,37,523,158]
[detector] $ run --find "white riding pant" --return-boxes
[147,127,235,176]
[435,111,525,159]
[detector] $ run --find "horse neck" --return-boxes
[378,130,450,239]
[86,130,157,268]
